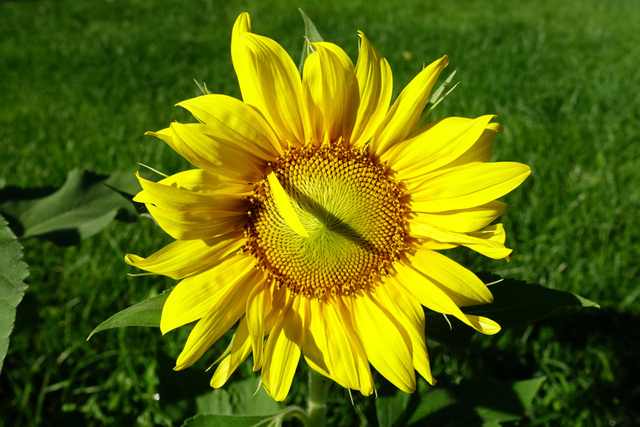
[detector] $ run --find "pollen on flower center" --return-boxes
[244,143,409,299]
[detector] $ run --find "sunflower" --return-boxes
[126,12,530,401]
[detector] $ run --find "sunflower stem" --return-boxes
[307,369,330,427]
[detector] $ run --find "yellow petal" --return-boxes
[411,222,512,260]
[302,42,355,144]
[323,298,375,395]
[301,298,375,395]
[465,223,511,259]
[410,200,507,233]
[245,282,272,371]
[161,254,255,335]
[146,204,246,241]
[177,94,283,159]
[261,297,303,401]
[134,172,248,240]
[412,248,494,305]
[349,291,416,393]
[300,298,331,380]
[134,172,248,212]
[266,171,309,238]
[169,122,264,182]
[409,162,531,213]
[232,13,306,146]
[124,232,243,279]
[210,317,252,388]
[445,122,502,168]
[346,32,393,149]
[394,258,500,335]
[145,127,174,148]
[155,168,253,196]
[383,115,495,179]
[374,283,435,385]
[370,56,448,156]
[419,240,457,250]
[174,266,262,370]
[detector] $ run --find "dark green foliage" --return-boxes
[377,377,545,426]
[0,170,139,246]
[88,289,171,340]
[425,277,599,350]
[0,216,29,373]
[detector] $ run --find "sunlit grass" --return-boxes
[1,0,638,425]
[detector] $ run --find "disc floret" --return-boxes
[245,143,409,299]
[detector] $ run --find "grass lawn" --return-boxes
[1,0,638,425]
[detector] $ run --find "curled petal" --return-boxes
[133,172,248,240]
[394,254,501,335]
[411,222,512,259]
[410,200,507,233]
[125,232,243,279]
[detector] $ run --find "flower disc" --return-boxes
[246,144,408,299]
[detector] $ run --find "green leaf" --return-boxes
[425,276,598,349]
[0,169,140,246]
[376,384,412,427]
[0,215,29,373]
[196,377,280,416]
[87,289,170,340]
[103,170,144,199]
[403,377,545,426]
[464,277,599,327]
[182,414,276,427]
[297,9,324,75]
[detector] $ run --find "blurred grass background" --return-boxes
[1,0,638,425]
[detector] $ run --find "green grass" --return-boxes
[1,0,639,425]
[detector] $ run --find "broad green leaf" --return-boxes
[196,377,280,416]
[464,277,599,327]
[376,383,412,427]
[425,277,598,349]
[196,389,234,416]
[103,170,144,199]
[0,169,140,246]
[182,414,277,427]
[297,8,324,75]
[87,289,170,340]
[404,377,545,426]
[0,215,29,373]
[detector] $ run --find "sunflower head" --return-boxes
[126,12,530,401]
